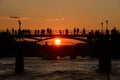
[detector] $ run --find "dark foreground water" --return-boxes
[0,57,120,80]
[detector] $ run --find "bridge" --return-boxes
[1,29,117,43]
[1,28,120,74]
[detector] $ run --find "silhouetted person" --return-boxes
[18,28,22,37]
[49,28,52,35]
[88,30,94,42]
[45,41,48,46]
[46,28,49,35]
[65,28,68,35]
[111,27,120,42]
[95,30,100,37]
[105,29,109,36]
[89,30,93,37]
[35,30,37,35]
[6,28,9,33]
[82,28,86,35]
[77,28,79,35]
[59,30,62,35]
[91,30,93,35]
[38,29,40,35]
[12,28,15,35]
[15,30,17,35]
[111,27,118,35]
[41,29,45,35]
[74,27,76,35]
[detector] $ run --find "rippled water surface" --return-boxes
[0,57,120,80]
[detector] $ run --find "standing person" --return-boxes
[49,28,52,35]
[6,28,9,33]
[45,41,48,46]
[59,30,62,35]
[12,28,15,35]
[74,27,76,35]
[46,28,49,35]
[65,28,68,35]
[38,29,40,35]
[77,28,79,35]
[83,28,86,35]
[35,30,37,35]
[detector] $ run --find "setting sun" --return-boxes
[55,38,61,45]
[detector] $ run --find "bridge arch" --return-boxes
[21,36,88,44]
[36,37,87,45]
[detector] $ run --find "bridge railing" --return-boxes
[0,29,120,36]
[0,30,87,35]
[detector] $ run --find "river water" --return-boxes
[0,57,120,80]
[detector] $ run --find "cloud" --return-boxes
[9,16,21,19]
[0,16,29,20]
[9,16,29,20]
[45,19,59,21]
[45,18,65,22]
[21,17,29,20]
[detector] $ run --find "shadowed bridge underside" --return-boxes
[13,34,89,43]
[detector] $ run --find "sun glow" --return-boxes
[55,38,61,45]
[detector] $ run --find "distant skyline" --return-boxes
[0,0,120,30]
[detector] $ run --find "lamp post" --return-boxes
[15,19,24,74]
[106,20,108,30]
[101,22,103,34]
[18,20,21,36]
[18,20,21,30]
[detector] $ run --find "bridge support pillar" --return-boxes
[98,55,111,72]
[15,52,24,74]
[94,39,111,72]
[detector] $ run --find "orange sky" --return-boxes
[0,0,120,30]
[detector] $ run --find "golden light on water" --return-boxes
[54,38,61,45]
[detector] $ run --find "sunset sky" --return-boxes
[0,0,120,30]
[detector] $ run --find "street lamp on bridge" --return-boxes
[18,20,22,36]
[18,20,21,30]
[106,20,108,30]
[101,22,103,34]
[15,19,24,74]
